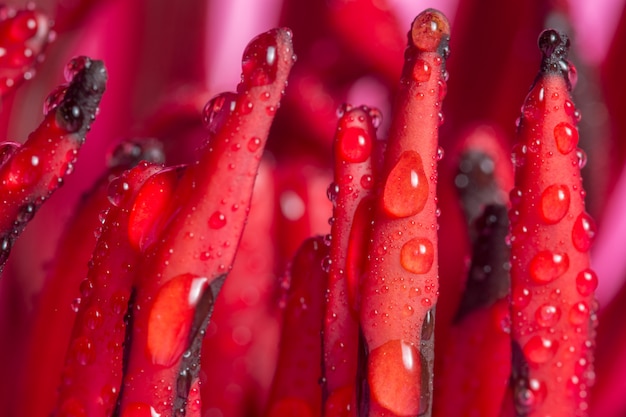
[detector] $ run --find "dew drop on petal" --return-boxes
[412,59,431,82]
[247,136,262,152]
[43,84,68,115]
[554,122,578,154]
[383,151,428,218]
[536,303,561,327]
[569,301,590,325]
[540,184,570,224]
[338,127,372,163]
[572,212,596,252]
[0,141,20,168]
[71,336,95,366]
[400,237,434,274]
[64,56,92,82]
[529,251,569,284]
[202,92,237,135]
[512,286,531,308]
[107,176,130,207]
[208,211,227,229]
[524,335,558,364]
[241,31,279,88]
[576,269,598,296]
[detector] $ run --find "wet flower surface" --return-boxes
[0,0,625,416]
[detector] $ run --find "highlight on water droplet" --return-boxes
[383,151,428,218]
[529,251,569,284]
[554,122,578,154]
[400,237,434,274]
[569,301,590,325]
[572,212,596,252]
[539,184,570,224]
[512,286,532,308]
[523,335,558,364]
[203,92,237,135]
[71,336,95,366]
[338,126,372,163]
[367,339,421,416]
[107,176,130,207]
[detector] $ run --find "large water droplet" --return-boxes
[107,176,130,207]
[529,251,569,284]
[554,122,578,154]
[576,269,598,296]
[241,31,279,88]
[572,212,596,252]
[540,184,570,224]
[383,151,428,218]
[524,335,558,364]
[400,237,434,274]
[368,339,421,416]
[338,127,372,163]
[410,9,450,53]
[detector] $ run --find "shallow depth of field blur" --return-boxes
[2,0,626,416]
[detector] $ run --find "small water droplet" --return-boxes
[540,184,570,224]
[43,84,68,115]
[536,303,561,327]
[400,237,434,274]
[327,182,340,205]
[208,211,227,229]
[572,212,596,252]
[338,127,372,163]
[529,251,569,284]
[576,269,598,296]
[64,56,92,82]
[576,149,587,169]
[383,151,428,218]
[412,59,431,83]
[56,100,83,132]
[569,301,589,325]
[203,92,237,135]
[524,335,558,364]
[436,146,444,161]
[71,336,95,365]
[107,176,130,207]
[554,122,578,154]
[512,144,527,167]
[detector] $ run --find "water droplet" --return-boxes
[0,141,19,168]
[536,303,561,327]
[43,84,68,114]
[576,149,587,169]
[71,336,95,365]
[64,56,92,82]
[338,127,372,163]
[540,184,570,224]
[241,32,279,88]
[17,203,35,223]
[360,174,373,189]
[529,251,569,284]
[203,92,237,135]
[554,122,578,154]
[326,182,340,205]
[576,269,598,296]
[512,286,531,308]
[383,151,428,218]
[511,144,527,167]
[572,212,596,252]
[436,146,444,161]
[524,335,558,364]
[369,107,383,129]
[568,63,578,89]
[247,136,262,152]
[421,309,434,340]
[56,100,83,132]
[412,59,431,82]
[400,237,434,274]
[368,339,421,416]
[410,9,450,53]
[107,176,130,207]
[569,301,590,326]
[84,306,103,330]
[206,211,227,229]
[70,297,81,313]
[403,304,414,317]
